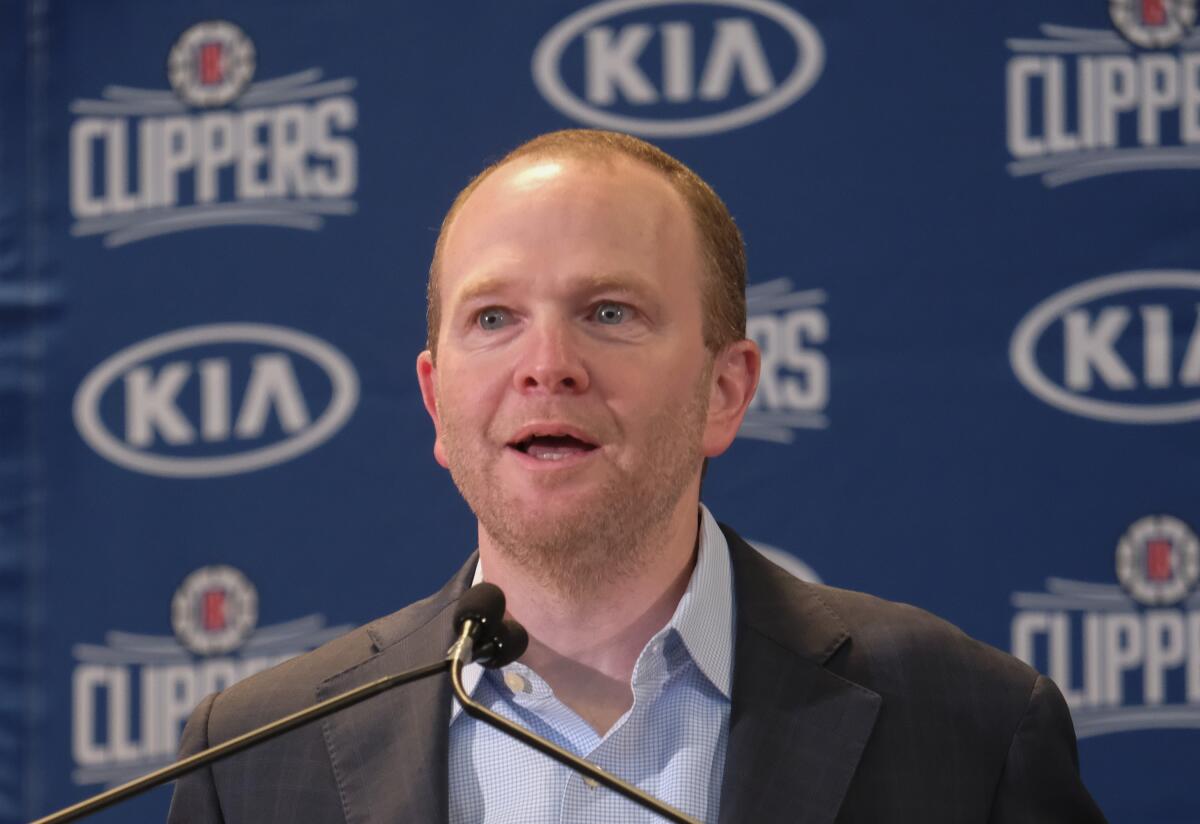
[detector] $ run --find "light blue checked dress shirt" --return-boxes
[448,505,734,824]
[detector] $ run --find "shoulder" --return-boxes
[722,534,1102,817]
[814,582,1038,702]
[199,561,473,740]
[724,524,1039,715]
[205,623,377,735]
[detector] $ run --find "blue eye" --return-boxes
[478,308,510,330]
[594,303,625,325]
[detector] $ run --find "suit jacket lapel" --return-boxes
[719,528,881,824]
[318,558,476,824]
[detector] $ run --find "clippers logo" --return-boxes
[73,324,359,478]
[740,279,828,442]
[1004,10,1200,186]
[1010,515,1200,738]
[1111,0,1197,48]
[1010,271,1200,424]
[1117,515,1200,605]
[532,0,824,138]
[168,21,256,107]
[69,20,358,247]
[71,567,352,787]
[171,566,258,655]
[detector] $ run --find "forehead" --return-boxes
[439,154,700,286]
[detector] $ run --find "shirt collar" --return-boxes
[670,503,734,698]
[450,503,735,721]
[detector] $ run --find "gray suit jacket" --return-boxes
[168,526,1106,823]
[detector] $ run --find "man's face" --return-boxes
[417,155,737,587]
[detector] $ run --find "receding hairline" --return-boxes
[435,149,691,278]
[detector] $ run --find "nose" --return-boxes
[513,318,590,394]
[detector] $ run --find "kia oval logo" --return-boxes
[1010,271,1200,424]
[532,0,824,138]
[74,324,359,477]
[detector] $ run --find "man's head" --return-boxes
[417,130,759,595]
[426,129,747,361]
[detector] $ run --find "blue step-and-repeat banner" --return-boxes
[2,1,1198,821]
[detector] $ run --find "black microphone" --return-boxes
[455,581,506,626]
[448,606,699,824]
[30,583,511,824]
[449,582,508,668]
[449,584,529,668]
[482,618,529,668]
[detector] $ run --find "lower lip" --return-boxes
[505,445,601,471]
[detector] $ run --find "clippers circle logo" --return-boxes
[71,567,352,786]
[1116,515,1200,606]
[73,323,359,478]
[1110,0,1197,48]
[1011,514,1200,738]
[69,20,358,247]
[533,0,824,138]
[171,566,259,655]
[167,20,256,107]
[1010,271,1200,424]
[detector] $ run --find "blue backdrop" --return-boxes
[3,1,1198,821]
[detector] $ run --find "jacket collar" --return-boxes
[718,525,881,824]
[317,556,476,824]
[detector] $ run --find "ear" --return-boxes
[702,339,761,458]
[416,350,450,469]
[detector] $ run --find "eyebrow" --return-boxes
[450,275,510,309]
[450,271,653,309]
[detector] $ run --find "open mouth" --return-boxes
[508,433,599,462]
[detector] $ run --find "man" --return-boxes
[169,130,1106,823]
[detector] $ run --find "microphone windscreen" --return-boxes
[484,618,529,668]
[454,582,506,633]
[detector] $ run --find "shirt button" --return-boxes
[583,777,600,790]
[503,671,529,693]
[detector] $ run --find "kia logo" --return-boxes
[533,0,824,137]
[74,324,359,477]
[1010,271,1200,424]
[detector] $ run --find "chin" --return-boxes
[508,487,604,519]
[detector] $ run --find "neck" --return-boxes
[477,494,701,733]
